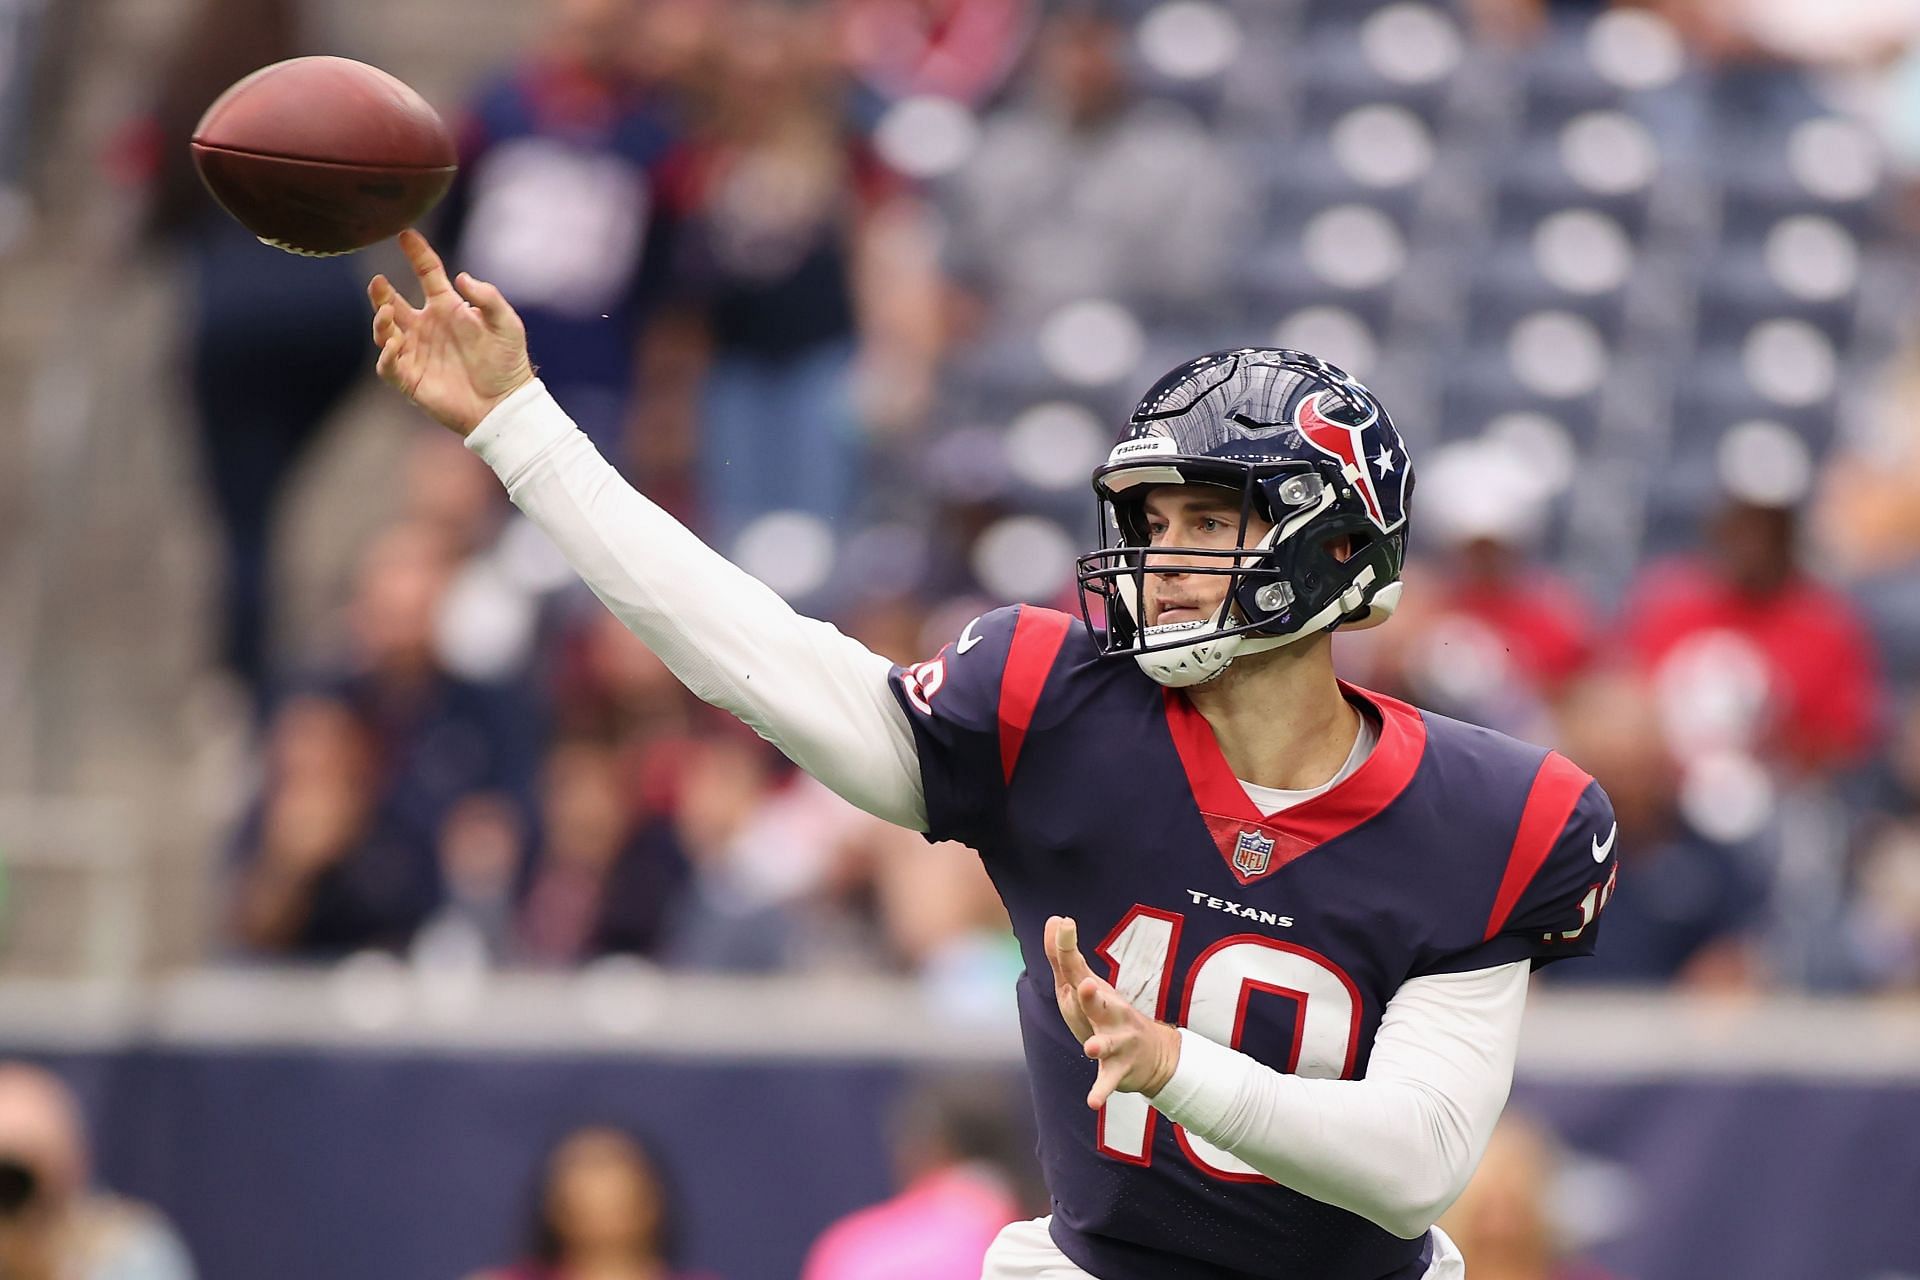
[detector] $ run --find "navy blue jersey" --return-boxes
[890,606,1617,1280]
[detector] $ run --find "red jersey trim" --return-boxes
[998,607,1074,784]
[1482,751,1593,942]
[1163,681,1428,884]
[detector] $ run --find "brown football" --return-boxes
[191,56,457,256]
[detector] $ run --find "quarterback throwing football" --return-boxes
[370,231,1617,1280]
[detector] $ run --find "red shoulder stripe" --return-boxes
[997,607,1074,784]
[1482,752,1593,942]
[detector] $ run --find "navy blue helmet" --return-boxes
[1075,347,1415,686]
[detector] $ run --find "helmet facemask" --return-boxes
[1076,458,1407,687]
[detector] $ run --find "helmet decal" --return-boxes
[1295,389,1404,533]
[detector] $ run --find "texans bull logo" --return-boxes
[1294,389,1406,534]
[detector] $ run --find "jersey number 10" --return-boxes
[1095,906,1361,1182]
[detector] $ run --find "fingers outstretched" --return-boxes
[399,229,455,299]
[368,274,421,326]
[375,336,404,387]
[1088,1057,1126,1110]
[371,301,415,347]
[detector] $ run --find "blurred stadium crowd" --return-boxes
[85,0,1920,998]
[2,0,1919,1277]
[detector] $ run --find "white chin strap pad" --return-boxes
[1135,624,1245,687]
[1132,572,1398,688]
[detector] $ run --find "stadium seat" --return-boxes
[1692,253,1856,353]
[1462,237,1634,349]
[1436,348,1603,450]
[1490,134,1659,243]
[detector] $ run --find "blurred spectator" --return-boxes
[940,6,1252,334]
[628,0,726,96]
[399,432,511,562]
[518,737,688,965]
[439,0,694,459]
[549,602,702,750]
[134,0,368,712]
[1438,1111,1619,1280]
[869,824,1018,1018]
[229,522,540,957]
[475,1126,715,1280]
[801,1075,1033,1280]
[318,521,542,838]
[661,735,931,973]
[1814,345,1920,681]
[1461,0,1562,47]
[670,0,927,542]
[1361,439,1593,738]
[228,693,438,955]
[656,736,812,971]
[415,792,527,965]
[1624,435,1882,776]
[1546,673,1767,988]
[1838,819,1920,989]
[0,0,42,255]
[834,0,1038,118]
[0,1064,196,1280]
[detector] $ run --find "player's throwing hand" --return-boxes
[1045,915,1183,1110]
[368,230,535,437]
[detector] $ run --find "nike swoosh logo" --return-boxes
[956,615,985,655]
[1591,822,1617,863]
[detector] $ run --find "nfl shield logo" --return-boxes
[1233,829,1275,877]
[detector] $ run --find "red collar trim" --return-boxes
[1162,681,1427,885]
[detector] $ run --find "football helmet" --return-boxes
[1075,347,1415,687]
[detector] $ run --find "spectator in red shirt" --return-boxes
[1624,428,1881,774]
[834,0,1038,116]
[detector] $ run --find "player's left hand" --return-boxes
[1045,915,1183,1109]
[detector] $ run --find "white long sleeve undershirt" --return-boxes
[463,382,1529,1240]
[465,380,929,831]
[1152,959,1530,1239]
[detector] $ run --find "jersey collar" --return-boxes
[1162,681,1427,885]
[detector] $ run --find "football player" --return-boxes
[370,231,1618,1280]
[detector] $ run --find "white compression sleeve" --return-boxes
[463,380,928,831]
[1149,960,1529,1240]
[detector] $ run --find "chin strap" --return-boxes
[1133,568,1399,688]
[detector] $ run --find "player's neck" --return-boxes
[1185,637,1361,792]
